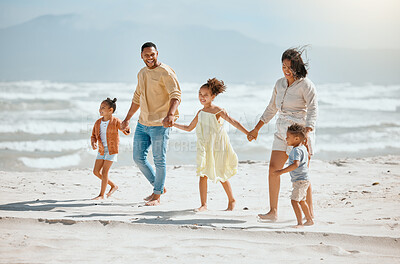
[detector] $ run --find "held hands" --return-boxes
[121,120,129,131]
[247,129,259,142]
[162,115,175,128]
[123,126,131,135]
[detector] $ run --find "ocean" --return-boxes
[1,81,399,171]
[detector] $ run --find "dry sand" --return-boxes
[1,155,399,263]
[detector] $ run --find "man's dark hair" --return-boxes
[141,42,157,52]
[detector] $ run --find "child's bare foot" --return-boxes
[292,224,304,228]
[304,219,314,226]
[195,205,207,212]
[106,186,118,198]
[225,199,236,211]
[258,211,278,221]
[92,195,104,200]
[144,187,167,201]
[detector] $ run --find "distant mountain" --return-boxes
[0,14,399,84]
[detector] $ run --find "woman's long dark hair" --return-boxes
[282,48,308,79]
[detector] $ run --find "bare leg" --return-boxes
[299,200,314,226]
[258,150,288,221]
[221,180,236,211]
[93,159,117,189]
[306,184,314,218]
[195,176,208,212]
[291,200,303,228]
[94,160,114,200]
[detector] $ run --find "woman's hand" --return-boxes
[247,129,259,142]
[305,127,313,134]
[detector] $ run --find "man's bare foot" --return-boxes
[144,187,167,201]
[144,193,154,201]
[225,200,236,211]
[145,194,161,206]
[258,211,278,221]
[106,186,118,198]
[304,219,314,226]
[92,195,104,200]
[292,224,304,228]
[195,205,207,212]
[145,198,160,206]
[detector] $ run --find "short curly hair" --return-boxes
[287,123,307,140]
[201,78,226,96]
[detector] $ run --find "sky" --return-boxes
[0,0,399,50]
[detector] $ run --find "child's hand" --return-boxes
[123,126,131,135]
[247,129,258,141]
[91,141,97,150]
[272,170,282,177]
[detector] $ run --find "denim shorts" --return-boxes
[96,146,118,162]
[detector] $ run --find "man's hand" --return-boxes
[162,115,175,128]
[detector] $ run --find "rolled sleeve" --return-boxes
[163,73,181,103]
[303,82,318,129]
[260,85,278,124]
[132,83,141,105]
[132,72,141,105]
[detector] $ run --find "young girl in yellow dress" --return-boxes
[173,78,249,211]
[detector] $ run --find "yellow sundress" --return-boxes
[196,110,238,183]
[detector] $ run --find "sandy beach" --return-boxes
[1,155,400,263]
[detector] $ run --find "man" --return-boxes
[121,42,181,206]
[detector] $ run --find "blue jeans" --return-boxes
[133,122,170,195]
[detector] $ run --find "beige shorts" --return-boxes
[291,180,310,201]
[272,118,314,155]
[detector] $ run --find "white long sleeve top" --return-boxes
[260,77,318,129]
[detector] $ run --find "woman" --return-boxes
[248,48,318,221]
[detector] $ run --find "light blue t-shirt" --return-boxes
[288,145,309,182]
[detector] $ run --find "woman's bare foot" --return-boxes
[106,186,118,198]
[195,205,207,212]
[225,199,236,211]
[144,187,167,201]
[258,211,278,221]
[304,219,314,226]
[92,195,104,200]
